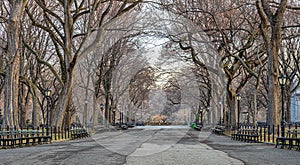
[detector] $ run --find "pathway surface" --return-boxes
[205,132,300,164]
[0,125,299,164]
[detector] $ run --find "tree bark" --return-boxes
[53,71,73,127]
[256,0,287,126]
[31,87,39,127]
[4,0,28,128]
[53,0,75,127]
[92,94,98,128]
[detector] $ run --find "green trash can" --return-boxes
[191,123,196,129]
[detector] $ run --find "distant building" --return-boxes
[290,90,300,123]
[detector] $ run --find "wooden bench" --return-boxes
[0,129,51,148]
[70,128,89,140]
[212,125,225,135]
[244,129,259,143]
[0,130,20,148]
[194,124,202,131]
[276,137,300,150]
[118,124,128,130]
[21,130,51,145]
[231,130,244,141]
[231,129,259,143]
[275,129,300,150]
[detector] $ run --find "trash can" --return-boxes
[191,123,196,129]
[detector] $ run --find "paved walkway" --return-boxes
[0,126,299,165]
[205,132,300,164]
[124,128,243,165]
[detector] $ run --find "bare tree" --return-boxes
[3,0,28,127]
[256,0,300,125]
[256,0,287,126]
[159,0,268,127]
[129,67,156,119]
[23,0,142,127]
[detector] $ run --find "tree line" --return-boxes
[0,0,299,128]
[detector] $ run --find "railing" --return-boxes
[0,126,50,149]
[230,123,300,150]
[0,125,89,149]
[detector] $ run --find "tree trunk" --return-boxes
[253,89,258,124]
[266,42,280,126]
[31,86,40,128]
[19,85,27,127]
[286,90,291,123]
[253,75,261,124]
[92,94,98,128]
[256,0,287,126]
[227,81,237,127]
[52,1,75,127]
[53,72,73,127]
[4,0,28,128]
[83,66,91,128]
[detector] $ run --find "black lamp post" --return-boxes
[219,100,222,125]
[198,110,202,125]
[112,109,116,125]
[200,109,203,126]
[119,110,122,126]
[206,107,210,124]
[84,99,88,128]
[0,108,2,125]
[247,110,250,125]
[118,110,124,126]
[278,73,286,137]
[45,88,51,137]
[100,103,104,111]
[121,111,124,125]
[236,94,241,129]
[100,103,104,126]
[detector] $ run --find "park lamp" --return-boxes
[236,93,241,101]
[236,93,241,129]
[199,106,203,113]
[45,88,51,98]
[278,73,286,86]
[278,73,286,138]
[206,106,210,111]
[100,103,104,110]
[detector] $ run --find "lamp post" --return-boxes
[0,108,2,125]
[184,110,187,125]
[100,103,104,110]
[196,107,201,125]
[247,110,250,125]
[112,109,116,126]
[206,107,210,124]
[121,110,124,124]
[246,111,249,125]
[100,103,104,126]
[200,109,203,126]
[84,99,88,129]
[219,100,222,125]
[45,88,51,137]
[236,94,241,129]
[119,110,122,126]
[278,73,286,137]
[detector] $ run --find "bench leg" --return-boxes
[276,139,282,148]
[281,140,285,149]
[288,139,292,149]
